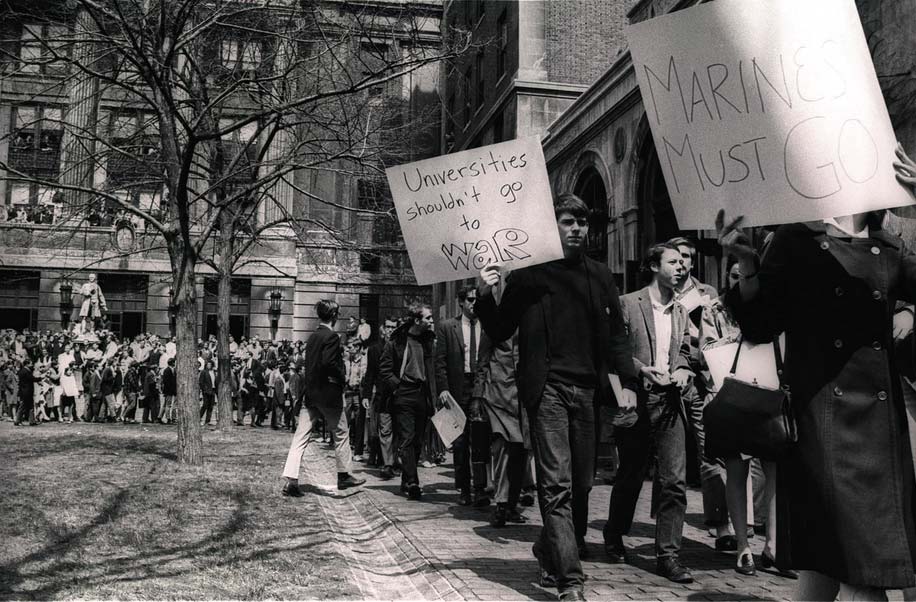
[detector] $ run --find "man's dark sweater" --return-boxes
[543,257,596,386]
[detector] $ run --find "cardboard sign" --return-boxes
[702,333,785,392]
[386,137,563,285]
[627,0,915,230]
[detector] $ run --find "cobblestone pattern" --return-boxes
[295,440,907,601]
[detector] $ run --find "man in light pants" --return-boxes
[282,300,365,496]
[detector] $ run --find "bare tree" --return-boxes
[0,0,472,464]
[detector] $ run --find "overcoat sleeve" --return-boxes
[475,270,532,344]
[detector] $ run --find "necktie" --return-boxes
[469,319,477,374]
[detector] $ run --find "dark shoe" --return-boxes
[656,557,693,584]
[760,550,798,579]
[472,490,490,508]
[736,550,756,576]
[379,466,395,480]
[458,490,472,506]
[282,482,304,497]
[337,474,366,490]
[604,535,628,564]
[715,534,738,552]
[400,483,409,494]
[558,589,586,601]
[505,506,528,523]
[532,543,557,588]
[577,537,590,559]
[407,485,422,501]
[519,491,536,507]
[490,504,507,528]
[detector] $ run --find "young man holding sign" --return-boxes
[476,193,638,602]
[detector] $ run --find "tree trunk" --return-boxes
[174,260,203,465]
[216,209,235,432]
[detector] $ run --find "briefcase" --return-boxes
[704,336,797,461]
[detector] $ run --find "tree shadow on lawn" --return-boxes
[0,430,354,600]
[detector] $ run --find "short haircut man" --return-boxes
[475,192,637,599]
[605,241,696,584]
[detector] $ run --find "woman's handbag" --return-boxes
[704,336,797,461]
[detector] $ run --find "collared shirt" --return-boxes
[461,314,480,374]
[823,217,869,239]
[651,297,675,373]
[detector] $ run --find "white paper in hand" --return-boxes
[431,391,467,448]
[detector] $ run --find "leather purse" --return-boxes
[703,336,797,461]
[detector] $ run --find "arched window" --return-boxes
[574,167,609,264]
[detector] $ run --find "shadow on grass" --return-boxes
[0,426,354,600]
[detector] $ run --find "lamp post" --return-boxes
[269,288,282,340]
[168,286,179,337]
[59,280,73,330]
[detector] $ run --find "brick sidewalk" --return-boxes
[299,440,801,601]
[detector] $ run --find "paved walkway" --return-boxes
[296,441,800,601]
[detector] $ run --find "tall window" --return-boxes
[497,10,508,78]
[104,111,163,212]
[215,37,265,81]
[218,118,259,187]
[17,23,69,76]
[7,106,63,207]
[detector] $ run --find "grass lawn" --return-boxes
[0,421,361,600]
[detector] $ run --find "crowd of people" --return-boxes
[7,146,916,602]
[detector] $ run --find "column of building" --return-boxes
[58,9,98,212]
[259,35,296,227]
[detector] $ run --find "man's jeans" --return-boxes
[452,374,489,493]
[529,379,595,594]
[605,387,687,559]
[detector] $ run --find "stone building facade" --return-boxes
[0,0,442,341]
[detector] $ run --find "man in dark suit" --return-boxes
[476,193,638,602]
[199,360,216,425]
[160,357,177,424]
[362,317,398,477]
[604,242,695,584]
[435,285,489,506]
[281,300,365,495]
[14,358,36,426]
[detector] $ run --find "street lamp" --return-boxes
[59,280,73,330]
[168,286,179,336]
[269,288,282,340]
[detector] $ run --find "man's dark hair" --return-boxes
[315,299,340,323]
[553,193,590,220]
[642,242,682,272]
[667,236,696,253]
[167,357,175,366]
[405,302,431,324]
[456,285,477,302]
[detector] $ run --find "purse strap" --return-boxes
[727,334,789,390]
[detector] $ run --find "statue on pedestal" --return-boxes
[79,273,107,333]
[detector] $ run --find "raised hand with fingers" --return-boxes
[477,265,502,298]
[894,143,916,193]
[715,209,756,262]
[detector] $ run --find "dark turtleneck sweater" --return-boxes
[542,255,597,386]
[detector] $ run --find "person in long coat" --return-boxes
[718,155,916,598]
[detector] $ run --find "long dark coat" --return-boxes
[728,220,916,588]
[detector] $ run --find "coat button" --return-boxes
[834,386,843,396]
[872,341,882,350]
[872,290,882,300]
[877,390,888,401]
[820,241,830,250]
[834,339,843,349]
[835,287,844,296]
[871,246,880,255]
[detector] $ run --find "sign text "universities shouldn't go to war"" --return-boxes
[385,137,562,285]
[627,0,915,230]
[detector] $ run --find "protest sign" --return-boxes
[627,0,915,230]
[385,137,563,285]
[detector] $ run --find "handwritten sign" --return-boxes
[386,137,563,285]
[627,0,915,229]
